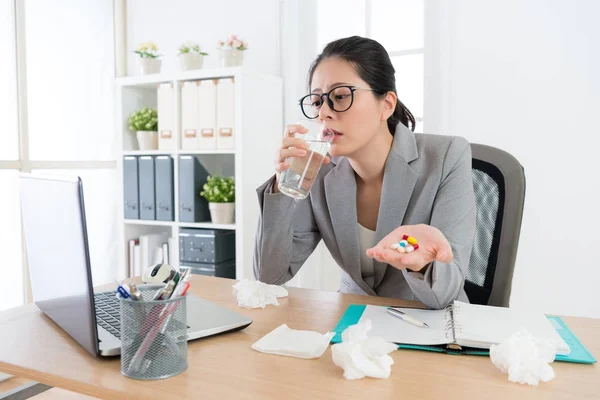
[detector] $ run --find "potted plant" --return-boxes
[134,41,161,75]
[178,41,208,71]
[217,35,248,67]
[200,176,235,224]
[129,107,158,150]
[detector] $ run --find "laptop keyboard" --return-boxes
[93,291,121,339]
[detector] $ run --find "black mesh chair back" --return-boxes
[466,144,525,307]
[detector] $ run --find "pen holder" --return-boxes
[120,284,188,380]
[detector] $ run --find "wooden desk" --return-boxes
[0,276,597,399]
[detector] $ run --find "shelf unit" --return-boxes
[116,67,282,281]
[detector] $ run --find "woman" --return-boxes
[253,36,476,309]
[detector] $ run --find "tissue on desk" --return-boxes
[331,319,398,380]
[252,324,335,359]
[490,328,556,386]
[232,279,288,309]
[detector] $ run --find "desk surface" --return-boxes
[0,276,598,400]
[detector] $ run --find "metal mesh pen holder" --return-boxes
[120,284,188,380]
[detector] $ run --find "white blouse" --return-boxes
[358,223,377,288]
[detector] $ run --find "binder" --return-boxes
[178,156,210,222]
[157,83,175,151]
[197,79,218,150]
[123,156,139,219]
[331,304,597,364]
[138,156,156,220]
[155,156,174,221]
[216,78,235,150]
[181,81,200,150]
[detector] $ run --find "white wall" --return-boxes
[426,0,600,317]
[126,0,281,76]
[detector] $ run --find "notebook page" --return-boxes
[453,301,570,355]
[359,305,449,345]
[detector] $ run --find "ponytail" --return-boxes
[388,98,415,134]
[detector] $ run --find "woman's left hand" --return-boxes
[366,224,453,272]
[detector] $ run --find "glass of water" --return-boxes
[278,120,334,200]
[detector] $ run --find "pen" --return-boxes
[387,307,430,328]
[117,285,131,299]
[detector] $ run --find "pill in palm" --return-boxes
[393,236,419,253]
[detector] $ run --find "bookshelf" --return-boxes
[115,67,282,281]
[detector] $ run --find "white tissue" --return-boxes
[490,328,557,385]
[252,324,335,359]
[331,319,398,380]
[232,279,288,309]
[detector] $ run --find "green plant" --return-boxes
[128,107,158,132]
[134,41,161,58]
[200,176,235,203]
[178,41,208,56]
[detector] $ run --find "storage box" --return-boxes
[178,228,235,264]
[181,260,235,279]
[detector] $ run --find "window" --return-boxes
[0,1,117,310]
[317,0,424,132]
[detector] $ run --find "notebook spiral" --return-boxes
[444,303,464,350]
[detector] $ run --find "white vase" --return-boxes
[219,48,244,67]
[138,58,161,75]
[136,131,158,150]
[179,53,205,71]
[209,202,235,224]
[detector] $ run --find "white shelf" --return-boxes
[123,150,172,156]
[117,67,242,89]
[177,149,235,155]
[117,66,283,281]
[123,149,235,156]
[124,219,174,227]
[124,219,236,230]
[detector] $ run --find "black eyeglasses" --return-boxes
[298,85,381,119]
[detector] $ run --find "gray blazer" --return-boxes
[253,123,476,309]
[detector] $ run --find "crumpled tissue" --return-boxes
[232,279,288,309]
[331,319,398,380]
[252,324,335,359]
[490,328,557,385]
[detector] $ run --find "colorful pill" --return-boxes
[407,237,418,245]
[402,234,409,240]
[396,246,406,253]
[413,244,419,250]
[391,243,400,250]
[399,240,408,247]
[405,245,414,253]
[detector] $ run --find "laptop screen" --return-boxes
[19,173,99,357]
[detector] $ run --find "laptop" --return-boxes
[19,173,252,357]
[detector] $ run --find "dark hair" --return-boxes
[308,36,415,133]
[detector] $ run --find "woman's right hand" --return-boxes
[273,124,331,192]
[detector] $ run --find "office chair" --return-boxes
[465,144,525,307]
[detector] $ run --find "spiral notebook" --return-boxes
[332,301,596,364]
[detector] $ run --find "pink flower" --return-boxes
[217,40,224,47]
[232,39,242,48]
[241,40,248,49]
[231,34,238,40]
[226,39,233,46]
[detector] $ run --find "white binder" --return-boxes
[197,79,218,150]
[216,78,235,150]
[157,83,175,150]
[181,81,200,150]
